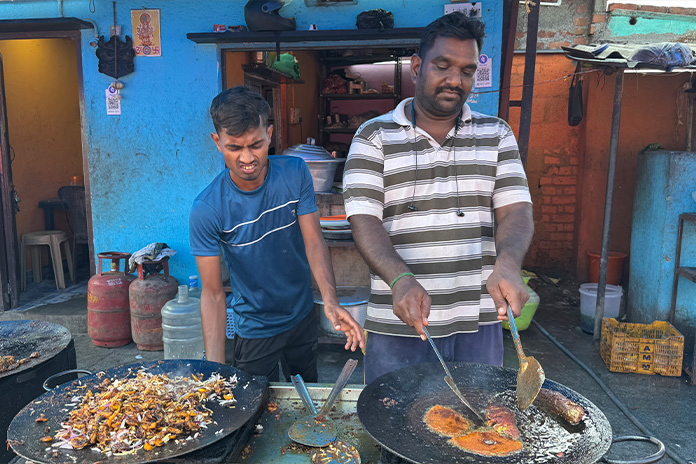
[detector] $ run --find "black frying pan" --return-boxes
[7,359,268,464]
[357,362,612,464]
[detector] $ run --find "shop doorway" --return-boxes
[0,34,90,311]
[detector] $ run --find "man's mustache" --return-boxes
[436,86,464,96]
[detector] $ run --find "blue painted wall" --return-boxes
[629,150,696,353]
[1,1,503,282]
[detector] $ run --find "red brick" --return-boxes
[564,205,576,214]
[551,196,575,205]
[638,5,666,13]
[574,27,586,35]
[552,176,578,186]
[542,197,553,204]
[562,224,575,231]
[516,31,526,39]
[552,214,575,223]
[574,37,588,45]
[668,7,696,16]
[592,13,606,23]
[574,17,589,26]
[563,186,577,195]
[590,25,597,35]
[541,214,551,223]
[543,223,563,232]
[537,42,546,50]
[541,186,557,195]
[569,157,579,166]
[538,31,555,38]
[539,177,552,185]
[550,232,573,242]
[576,4,587,14]
[609,3,637,11]
[549,249,572,260]
[515,39,525,50]
[545,156,561,165]
[558,167,575,176]
[541,206,557,214]
[537,241,557,250]
[548,41,571,49]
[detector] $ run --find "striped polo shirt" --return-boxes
[343,97,531,338]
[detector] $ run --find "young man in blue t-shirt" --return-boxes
[190,87,364,382]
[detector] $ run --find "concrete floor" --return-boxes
[2,273,695,464]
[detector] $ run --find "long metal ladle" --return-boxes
[507,304,545,410]
[422,326,486,423]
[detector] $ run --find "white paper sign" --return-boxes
[475,53,493,88]
[444,3,482,18]
[106,86,121,115]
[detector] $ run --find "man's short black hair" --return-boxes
[210,86,270,136]
[419,12,485,59]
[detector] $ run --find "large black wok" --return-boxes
[358,362,612,464]
[7,359,268,464]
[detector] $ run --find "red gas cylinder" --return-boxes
[87,252,136,347]
[129,257,178,351]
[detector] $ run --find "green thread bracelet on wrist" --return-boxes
[390,272,415,289]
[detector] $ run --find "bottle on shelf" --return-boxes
[188,275,202,299]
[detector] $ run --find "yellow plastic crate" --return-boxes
[600,318,684,377]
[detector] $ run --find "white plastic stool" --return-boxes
[20,230,74,291]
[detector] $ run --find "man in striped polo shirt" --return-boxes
[344,12,534,383]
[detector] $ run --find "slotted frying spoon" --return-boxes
[288,359,358,447]
[507,304,545,409]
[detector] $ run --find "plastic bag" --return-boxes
[356,9,394,31]
[568,65,583,127]
[630,42,695,69]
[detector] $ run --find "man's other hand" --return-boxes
[391,276,431,340]
[487,262,529,321]
[323,303,365,352]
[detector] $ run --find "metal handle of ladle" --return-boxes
[507,304,527,362]
[43,369,94,391]
[319,358,358,416]
[291,374,318,415]
[600,435,665,464]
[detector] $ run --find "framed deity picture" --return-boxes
[131,9,161,57]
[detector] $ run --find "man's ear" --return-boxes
[267,125,274,140]
[210,132,221,151]
[410,53,421,84]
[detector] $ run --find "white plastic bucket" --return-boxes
[579,283,622,334]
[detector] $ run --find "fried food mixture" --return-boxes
[51,371,237,455]
[449,429,523,457]
[310,440,360,464]
[0,352,40,373]
[423,404,523,457]
[423,405,473,437]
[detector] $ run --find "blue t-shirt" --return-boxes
[189,156,317,339]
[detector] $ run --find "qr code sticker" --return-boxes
[476,67,491,86]
[107,97,120,110]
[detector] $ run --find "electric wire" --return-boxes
[531,319,689,464]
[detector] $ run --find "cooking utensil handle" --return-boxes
[600,435,665,464]
[507,304,527,361]
[291,374,317,415]
[319,358,358,416]
[422,326,453,378]
[43,369,93,391]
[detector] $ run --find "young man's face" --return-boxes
[411,36,479,118]
[211,124,273,191]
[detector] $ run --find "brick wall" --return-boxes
[536,150,579,264]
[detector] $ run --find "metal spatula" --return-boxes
[507,304,545,410]
[288,359,358,447]
[422,326,486,424]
